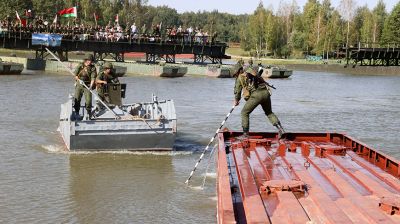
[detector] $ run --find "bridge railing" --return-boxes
[0,30,226,47]
[341,42,400,50]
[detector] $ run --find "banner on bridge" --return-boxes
[32,33,62,47]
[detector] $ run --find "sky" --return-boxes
[147,0,398,15]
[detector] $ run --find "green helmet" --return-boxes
[103,62,113,69]
[232,64,243,75]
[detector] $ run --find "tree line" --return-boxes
[1,0,400,58]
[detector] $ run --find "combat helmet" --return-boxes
[231,64,243,76]
[103,62,113,69]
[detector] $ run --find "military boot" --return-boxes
[84,109,93,120]
[73,102,81,119]
[237,131,249,141]
[274,123,285,139]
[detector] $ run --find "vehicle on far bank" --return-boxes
[0,58,24,75]
[261,64,293,78]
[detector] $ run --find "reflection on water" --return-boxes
[68,154,174,223]
[0,71,399,222]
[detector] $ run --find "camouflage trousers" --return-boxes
[241,87,280,133]
[74,83,92,113]
[96,87,110,109]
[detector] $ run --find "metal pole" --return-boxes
[45,47,120,119]
[185,105,236,185]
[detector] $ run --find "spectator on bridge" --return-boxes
[130,23,137,35]
[141,24,147,36]
[195,29,203,44]
[184,26,193,44]
[1,16,216,45]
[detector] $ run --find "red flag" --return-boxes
[94,13,99,22]
[58,7,77,17]
[20,19,27,27]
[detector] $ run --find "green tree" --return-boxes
[302,0,320,54]
[381,2,400,45]
[264,9,276,54]
[372,0,387,45]
[276,0,299,56]
[317,0,335,56]
[151,6,180,30]
[339,0,357,55]
[353,6,374,46]
[98,0,121,25]
[326,10,344,56]
[79,0,100,24]
[353,6,365,41]
[247,1,268,58]
[0,0,32,20]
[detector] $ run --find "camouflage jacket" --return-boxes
[96,71,119,86]
[74,63,97,83]
[234,72,267,101]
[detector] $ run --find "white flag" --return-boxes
[53,14,57,24]
[15,11,21,21]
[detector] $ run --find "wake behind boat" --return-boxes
[58,84,177,151]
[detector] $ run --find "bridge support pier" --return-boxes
[146,53,176,63]
[194,54,222,64]
[165,54,176,63]
[94,52,124,62]
[36,48,68,61]
[146,53,157,63]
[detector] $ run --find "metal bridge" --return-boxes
[0,32,228,64]
[342,45,400,67]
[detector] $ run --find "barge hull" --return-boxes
[217,132,400,224]
[69,132,175,150]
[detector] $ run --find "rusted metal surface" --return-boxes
[217,132,400,224]
[259,179,306,194]
[380,195,400,215]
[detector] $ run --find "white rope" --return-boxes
[185,105,236,185]
[201,143,218,189]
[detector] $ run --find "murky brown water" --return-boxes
[1,70,399,223]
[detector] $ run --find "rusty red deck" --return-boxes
[217,132,400,224]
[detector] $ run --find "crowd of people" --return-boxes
[0,17,217,44]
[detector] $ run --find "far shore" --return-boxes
[1,49,400,76]
[227,53,400,76]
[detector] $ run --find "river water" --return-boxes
[0,70,399,223]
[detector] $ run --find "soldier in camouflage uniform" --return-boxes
[95,62,119,108]
[248,57,253,66]
[74,57,97,118]
[233,65,285,138]
[237,58,244,67]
